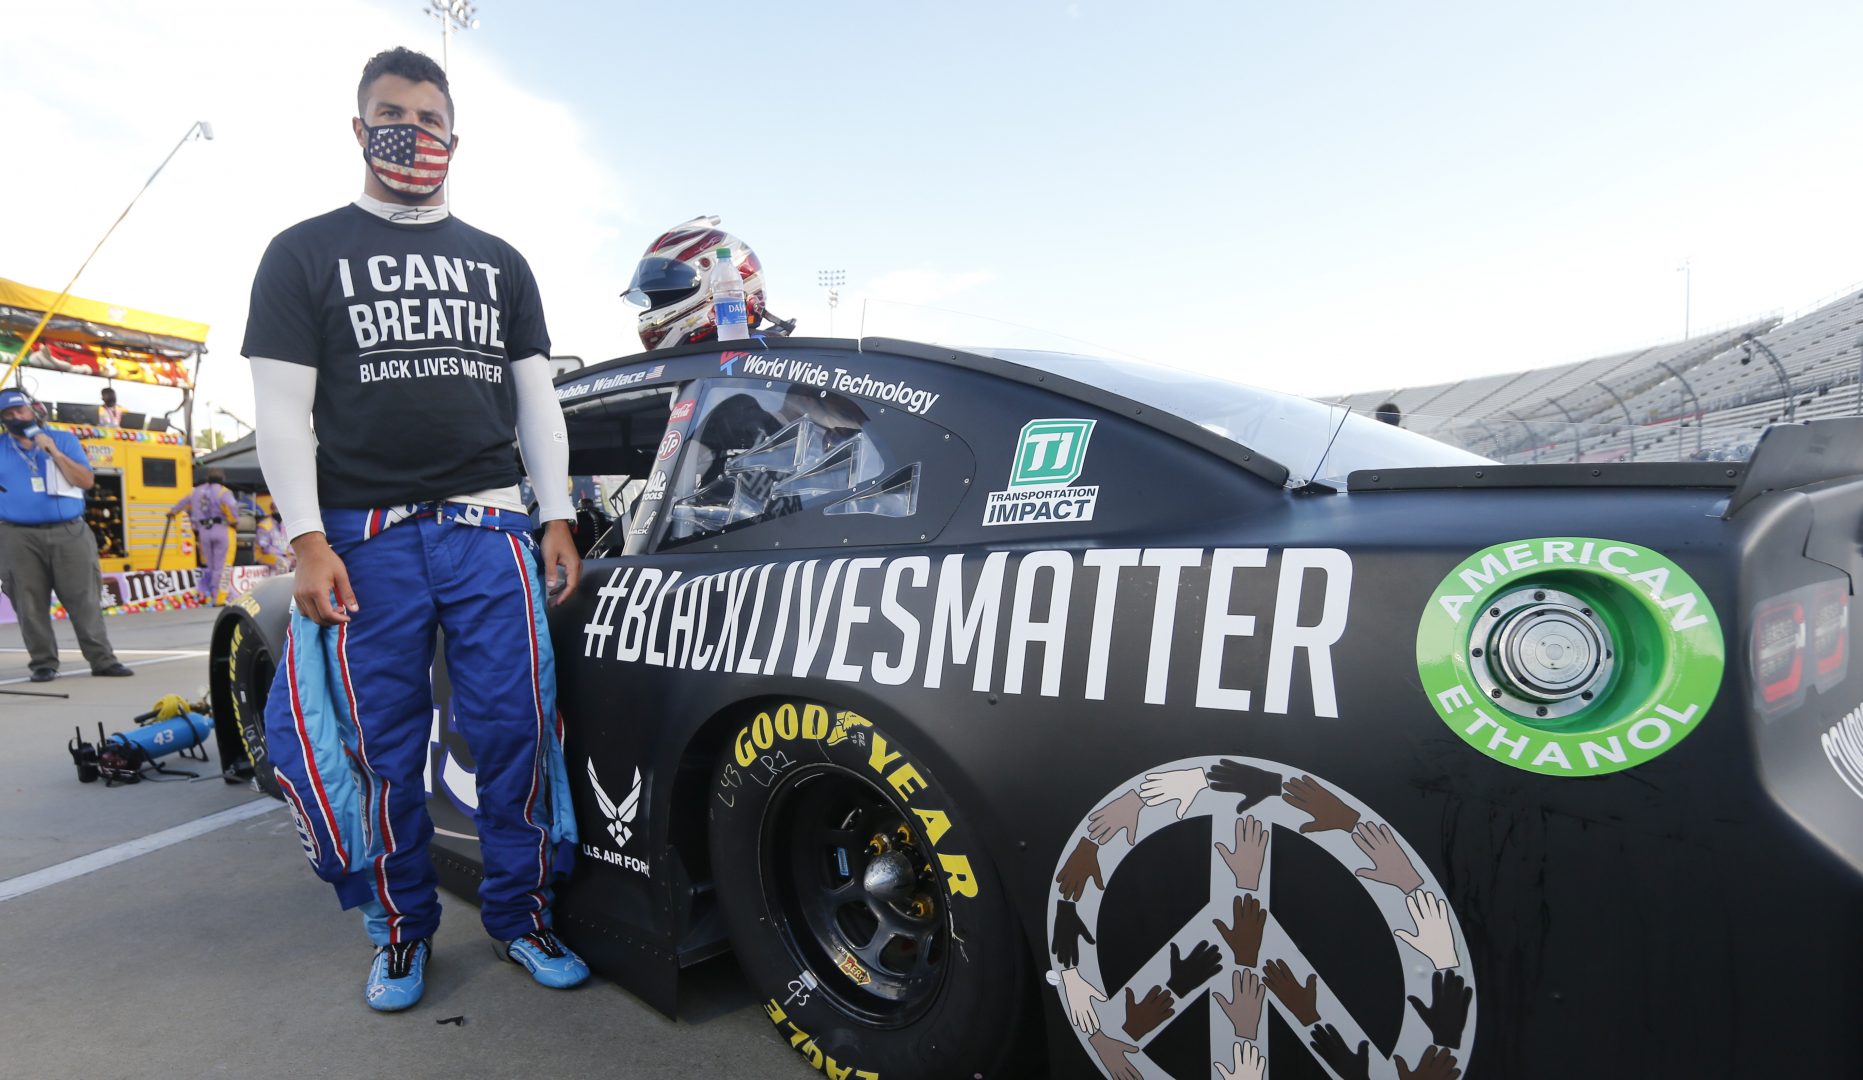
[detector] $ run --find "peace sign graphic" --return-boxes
[1047,756,1477,1079]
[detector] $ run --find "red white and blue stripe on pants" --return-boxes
[262,501,576,946]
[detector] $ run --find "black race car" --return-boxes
[214,337,1863,1078]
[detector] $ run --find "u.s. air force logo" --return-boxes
[581,759,649,877]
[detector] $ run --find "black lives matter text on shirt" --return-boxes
[240,205,551,508]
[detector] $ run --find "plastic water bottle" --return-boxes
[710,246,749,341]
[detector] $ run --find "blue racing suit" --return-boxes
[264,500,576,946]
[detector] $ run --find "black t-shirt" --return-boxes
[241,205,551,508]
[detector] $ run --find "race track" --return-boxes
[0,608,802,1078]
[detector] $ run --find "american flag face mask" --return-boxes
[362,122,454,198]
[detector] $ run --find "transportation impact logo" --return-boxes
[1011,418,1094,486]
[985,418,1100,526]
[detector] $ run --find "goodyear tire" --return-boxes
[221,611,280,797]
[708,700,1030,1080]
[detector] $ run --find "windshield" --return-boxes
[972,348,1490,485]
[853,301,1765,483]
[848,301,1485,484]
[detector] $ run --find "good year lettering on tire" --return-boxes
[708,701,1031,1079]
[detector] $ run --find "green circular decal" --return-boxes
[1416,537,1725,777]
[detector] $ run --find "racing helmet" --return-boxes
[623,216,772,350]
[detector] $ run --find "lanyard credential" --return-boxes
[9,437,46,494]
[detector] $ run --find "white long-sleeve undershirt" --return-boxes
[249,194,574,540]
[509,352,573,522]
[249,357,325,541]
[250,353,573,540]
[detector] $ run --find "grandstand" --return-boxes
[1334,284,1863,464]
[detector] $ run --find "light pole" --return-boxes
[3,120,214,387]
[215,406,254,439]
[1740,333,1795,421]
[426,0,479,72]
[1596,379,1637,462]
[1503,409,1540,464]
[1545,398,1582,462]
[1654,359,1703,458]
[1677,258,1692,338]
[817,269,846,338]
[1470,417,1506,460]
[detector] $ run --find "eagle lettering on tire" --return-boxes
[1049,756,1475,1079]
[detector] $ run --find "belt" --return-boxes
[0,518,78,529]
[197,518,225,526]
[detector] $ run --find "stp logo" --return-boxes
[656,429,683,461]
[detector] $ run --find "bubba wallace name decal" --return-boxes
[580,548,1352,715]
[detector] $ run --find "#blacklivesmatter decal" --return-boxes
[1417,537,1725,777]
[1051,756,1474,1079]
[579,548,1353,716]
[984,418,1099,527]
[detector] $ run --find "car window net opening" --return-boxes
[560,386,677,556]
[663,384,920,547]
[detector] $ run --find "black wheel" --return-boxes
[709,701,1031,1079]
[219,612,279,797]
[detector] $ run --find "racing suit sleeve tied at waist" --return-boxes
[264,603,578,899]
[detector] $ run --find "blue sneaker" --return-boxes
[501,929,589,989]
[364,938,430,1012]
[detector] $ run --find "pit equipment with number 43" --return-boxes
[67,694,214,785]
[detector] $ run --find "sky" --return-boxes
[5,0,1863,437]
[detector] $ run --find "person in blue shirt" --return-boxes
[0,387,132,682]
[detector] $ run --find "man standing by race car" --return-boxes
[0,387,134,682]
[243,47,586,1012]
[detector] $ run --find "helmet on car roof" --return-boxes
[622,216,772,350]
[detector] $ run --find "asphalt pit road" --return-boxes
[1094,815,1211,995]
[1270,822,1403,1057]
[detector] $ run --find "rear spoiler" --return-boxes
[1725,418,1863,516]
[1346,418,1863,507]
[1347,461,1744,492]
